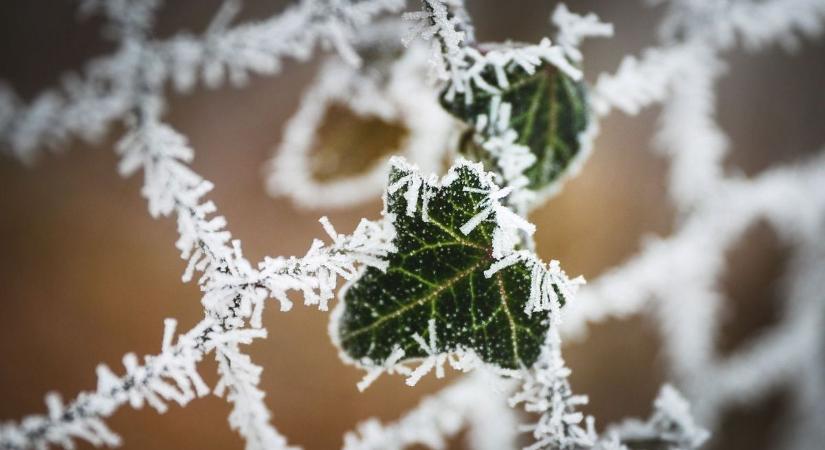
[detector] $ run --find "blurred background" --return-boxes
[0,1,823,449]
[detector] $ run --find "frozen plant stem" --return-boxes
[0,110,395,449]
[2,1,397,449]
[0,0,405,162]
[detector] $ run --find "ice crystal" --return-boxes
[333,158,583,379]
[1,0,824,449]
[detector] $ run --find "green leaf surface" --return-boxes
[335,159,569,370]
[440,58,590,191]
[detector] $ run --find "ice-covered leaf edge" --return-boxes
[329,156,585,390]
[440,44,597,200]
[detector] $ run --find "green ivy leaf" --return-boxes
[334,159,572,370]
[440,58,590,192]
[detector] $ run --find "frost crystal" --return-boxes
[2,0,825,449]
[603,385,709,450]
[267,19,454,209]
[333,158,584,384]
[552,4,614,63]
[344,372,518,450]
[510,329,597,450]
[565,1,825,449]
[0,0,405,163]
[403,0,470,81]
[433,6,607,210]
[0,1,400,448]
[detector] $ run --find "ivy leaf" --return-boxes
[440,55,590,192]
[334,158,576,371]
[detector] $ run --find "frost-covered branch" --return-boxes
[114,101,394,448]
[343,373,518,450]
[2,90,395,450]
[214,340,298,450]
[571,1,825,446]
[0,201,394,449]
[403,0,472,81]
[591,43,699,116]
[602,385,709,450]
[0,204,394,450]
[266,20,453,209]
[511,328,709,450]
[0,0,403,162]
[118,102,395,312]
[656,0,825,51]
[0,318,212,450]
[552,4,614,63]
[563,150,825,337]
[1,1,401,447]
[593,0,825,116]
[510,329,597,450]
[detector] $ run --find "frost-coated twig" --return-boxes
[0,152,393,450]
[1,21,396,449]
[593,0,825,116]
[600,385,709,450]
[0,0,404,162]
[568,1,825,448]
[509,328,709,450]
[95,4,403,443]
[403,0,471,81]
[551,3,614,63]
[214,339,298,450]
[405,0,581,102]
[117,106,395,313]
[0,0,398,448]
[563,152,825,335]
[0,199,393,450]
[343,372,519,450]
[114,101,393,450]
[509,329,597,450]
[0,318,212,450]
[266,21,454,209]
[466,99,538,214]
